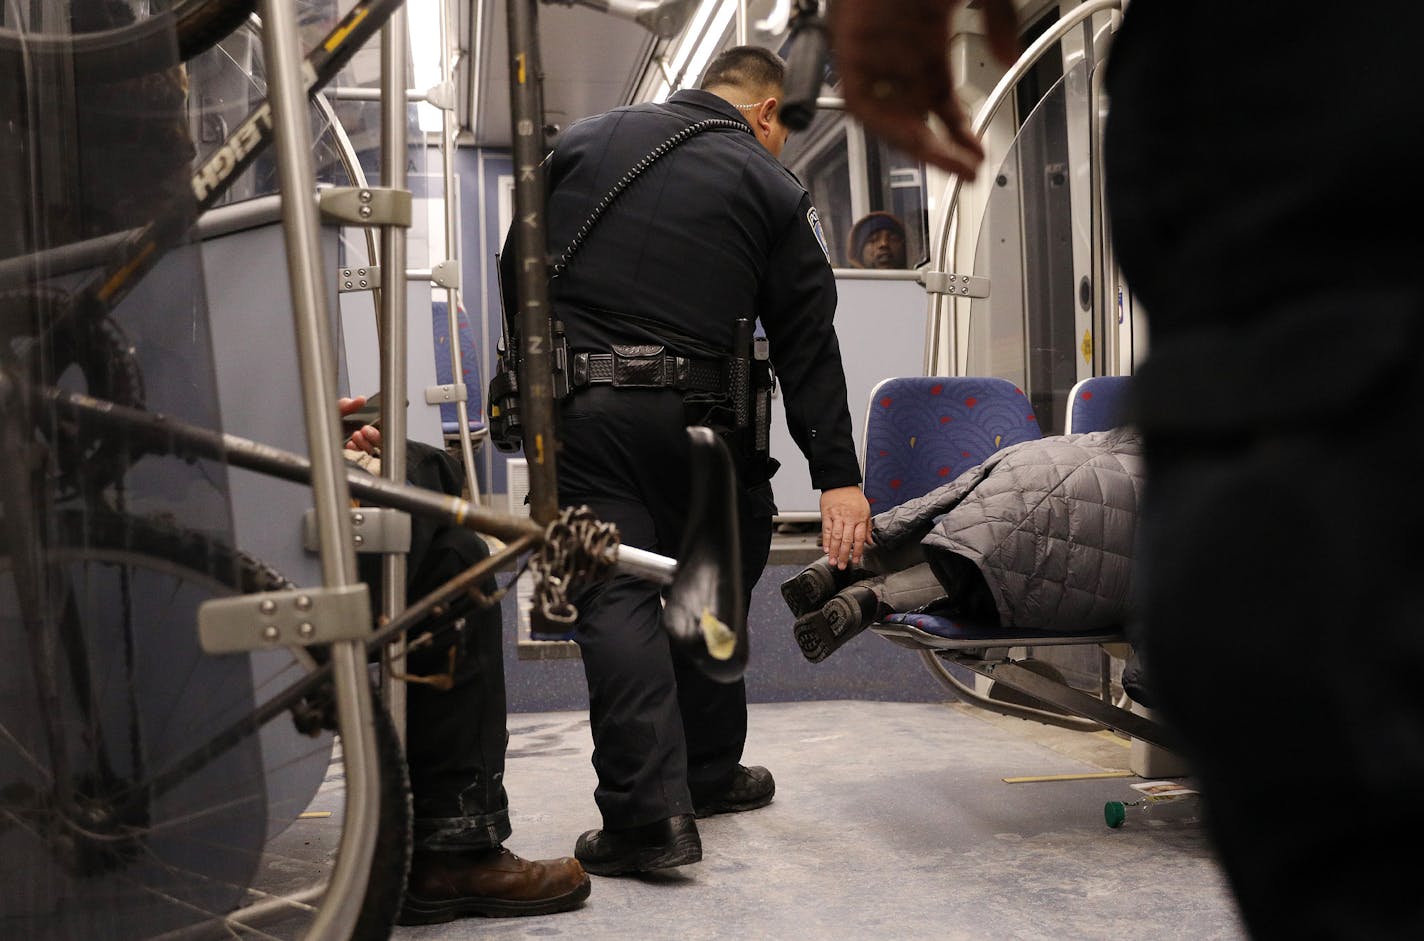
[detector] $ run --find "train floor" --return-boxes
[277,699,1246,940]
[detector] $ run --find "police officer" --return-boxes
[500,45,871,876]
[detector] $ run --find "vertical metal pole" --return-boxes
[441,0,480,500]
[257,0,378,938]
[1088,13,1118,376]
[378,2,411,744]
[506,0,559,523]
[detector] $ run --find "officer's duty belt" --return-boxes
[571,345,725,393]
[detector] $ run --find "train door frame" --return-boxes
[927,0,1125,434]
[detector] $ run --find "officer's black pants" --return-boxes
[558,387,773,828]
[360,443,511,853]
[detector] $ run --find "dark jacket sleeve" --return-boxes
[756,193,862,491]
[498,149,565,336]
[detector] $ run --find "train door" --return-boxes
[933,0,1137,436]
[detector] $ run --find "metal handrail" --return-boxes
[437,0,481,501]
[375,0,413,753]
[257,0,376,937]
[925,0,1123,374]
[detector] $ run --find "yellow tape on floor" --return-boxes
[1002,770,1136,784]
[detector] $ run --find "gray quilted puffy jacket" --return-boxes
[871,426,1144,629]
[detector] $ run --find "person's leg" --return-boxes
[1140,394,1424,939]
[559,388,704,874]
[401,527,511,853]
[385,443,516,852]
[368,455,588,924]
[1106,6,1424,931]
[678,486,773,812]
[570,550,704,875]
[780,531,928,617]
[792,560,948,663]
[573,527,695,829]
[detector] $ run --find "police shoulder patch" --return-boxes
[806,206,830,262]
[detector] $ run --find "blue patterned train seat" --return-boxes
[861,376,1042,512]
[431,301,486,439]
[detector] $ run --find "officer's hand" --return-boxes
[820,486,873,569]
[338,396,382,455]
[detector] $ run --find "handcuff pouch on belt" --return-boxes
[568,345,726,392]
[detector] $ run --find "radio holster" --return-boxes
[487,340,523,453]
[686,318,776,485]
[487,320,570,453]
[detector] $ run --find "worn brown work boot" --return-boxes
[397,846,591,925]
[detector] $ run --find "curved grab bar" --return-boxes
[926,0,1123,371]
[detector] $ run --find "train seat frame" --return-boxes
[862,375,1176,751]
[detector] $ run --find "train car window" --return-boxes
[783,111,929,271]
[746,0,928,270]
[869,141,928,269]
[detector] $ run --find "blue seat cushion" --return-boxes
[432,300,486,435]
[1068,375,1131,434]
[882,612,1122,645]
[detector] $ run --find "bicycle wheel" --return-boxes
[0,509,410,940]
[0,0,259,83]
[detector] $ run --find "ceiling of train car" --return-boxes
[468,1,657,148]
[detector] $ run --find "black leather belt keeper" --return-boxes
[571,344,726,393]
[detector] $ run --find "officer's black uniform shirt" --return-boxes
[502,88,860,491]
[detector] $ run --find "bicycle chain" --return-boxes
[530,506,621,627]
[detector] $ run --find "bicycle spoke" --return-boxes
[0,721,52,783]
[123,792,266,839]
[155,660,310,763]
[117,866,296,941]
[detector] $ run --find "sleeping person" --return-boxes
[782,426,1144,662]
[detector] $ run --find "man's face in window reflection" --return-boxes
[848,212,909,269]
[859,226,907,269]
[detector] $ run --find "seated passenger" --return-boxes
[339,397,591,925]
[846,211,909,269]
[782,426,1143,661]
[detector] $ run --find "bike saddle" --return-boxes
[662,426,747,683]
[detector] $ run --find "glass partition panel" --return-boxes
[967,58,1090,435]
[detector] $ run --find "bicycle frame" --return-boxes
[1,0,745,935]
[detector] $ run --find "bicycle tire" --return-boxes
[0,0,258,83]
[351,692,413,941]
[0,509,410,939]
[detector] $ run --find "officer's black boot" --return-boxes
[792,563,946,663]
